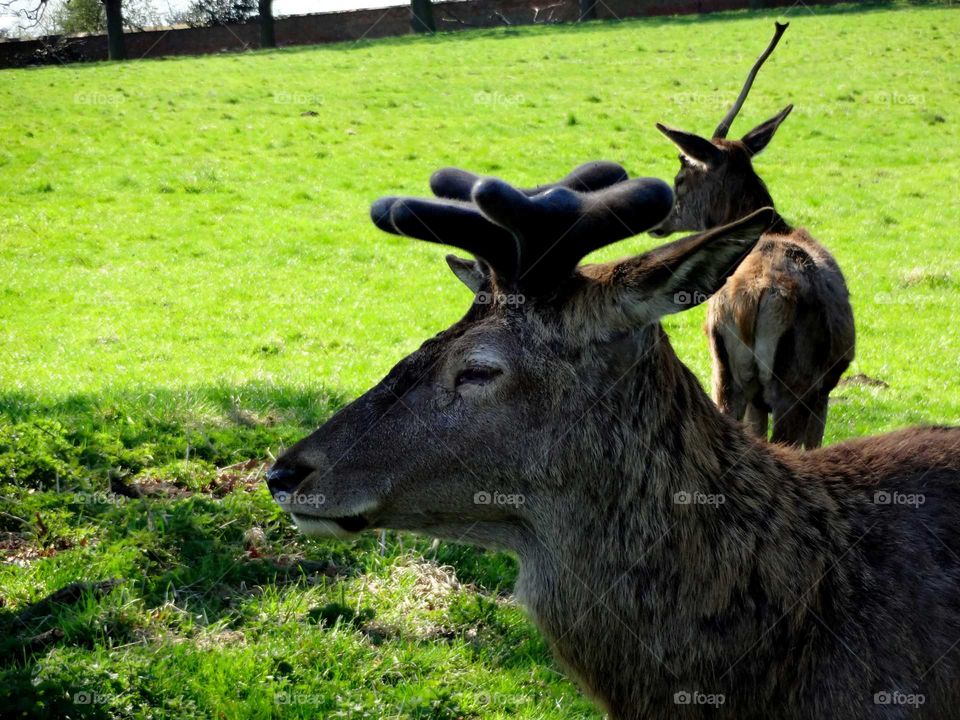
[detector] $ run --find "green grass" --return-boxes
[1,2,959,717]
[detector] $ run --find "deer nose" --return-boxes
[265,461,310,495]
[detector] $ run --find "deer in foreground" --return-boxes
[266,162,960,719]
[652,22,855,449]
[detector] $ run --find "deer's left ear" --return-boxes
[656,123,724,167]
[741,104,793,156]
[445,254,486,293]
[612,208,776,325]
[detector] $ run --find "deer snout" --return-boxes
[265,459,313,496]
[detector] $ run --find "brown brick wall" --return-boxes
[0,0,838,68]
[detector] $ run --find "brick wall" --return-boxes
[0,0,838,68]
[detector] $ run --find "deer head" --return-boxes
[651,22,792,236]
[267,162,775,551]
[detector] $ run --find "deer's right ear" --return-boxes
[445,254,486,293]
[656,123,724,167]
[740,104,793,156]
[615,208,776,324]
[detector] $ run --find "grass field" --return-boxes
[1,1,959,717]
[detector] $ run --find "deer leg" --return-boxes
[717,374,747,423]
[710,329,747,422]
[769,386,814,448]
[802,394,830,450]
[744,400,769,439]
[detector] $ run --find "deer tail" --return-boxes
[752,288,794,387]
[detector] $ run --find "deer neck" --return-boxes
[716,176,792,234]
[515,327,840,705]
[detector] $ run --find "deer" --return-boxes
[265,162,960,719]
[651,22,855,449]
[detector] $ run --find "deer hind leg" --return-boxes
[709,325,748,423]
[744,400,769,439]
[767,377,819,448]
[800,394,829,449]
[802,355,850,450]
[770,398,812,447]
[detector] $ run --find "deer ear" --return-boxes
[624,207,776,322]
[656,123,724,167]
[740,104,793,156]
[445,254,486,293]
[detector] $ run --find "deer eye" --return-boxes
[455,366,502,387]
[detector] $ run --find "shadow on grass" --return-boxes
[0,381,350,492]
[0,380,521,718]
[0,486,520,716]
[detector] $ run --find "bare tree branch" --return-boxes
[0,0,51,30]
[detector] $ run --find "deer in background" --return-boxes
[266,162,960,719]
[652,22,855,449]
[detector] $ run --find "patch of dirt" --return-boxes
[899,267,955,288]
[208,459,269,497]
[226,407,278,428]
[111,459,270,500]
[0,532,83,567]
[126,479,194,500]
[195,629,246,650]
[838,373,890,389]
[239,527,343,577]
[0,532,42,567]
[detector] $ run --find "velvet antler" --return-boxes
[429,160,629,201]
[370,166,673,293]
[713,22,789,139]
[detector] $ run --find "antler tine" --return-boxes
[371,168,672,295]
[713,21,789,139]
[471,176,674,290]
[430,161,629,202]
[371,195,521,281]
